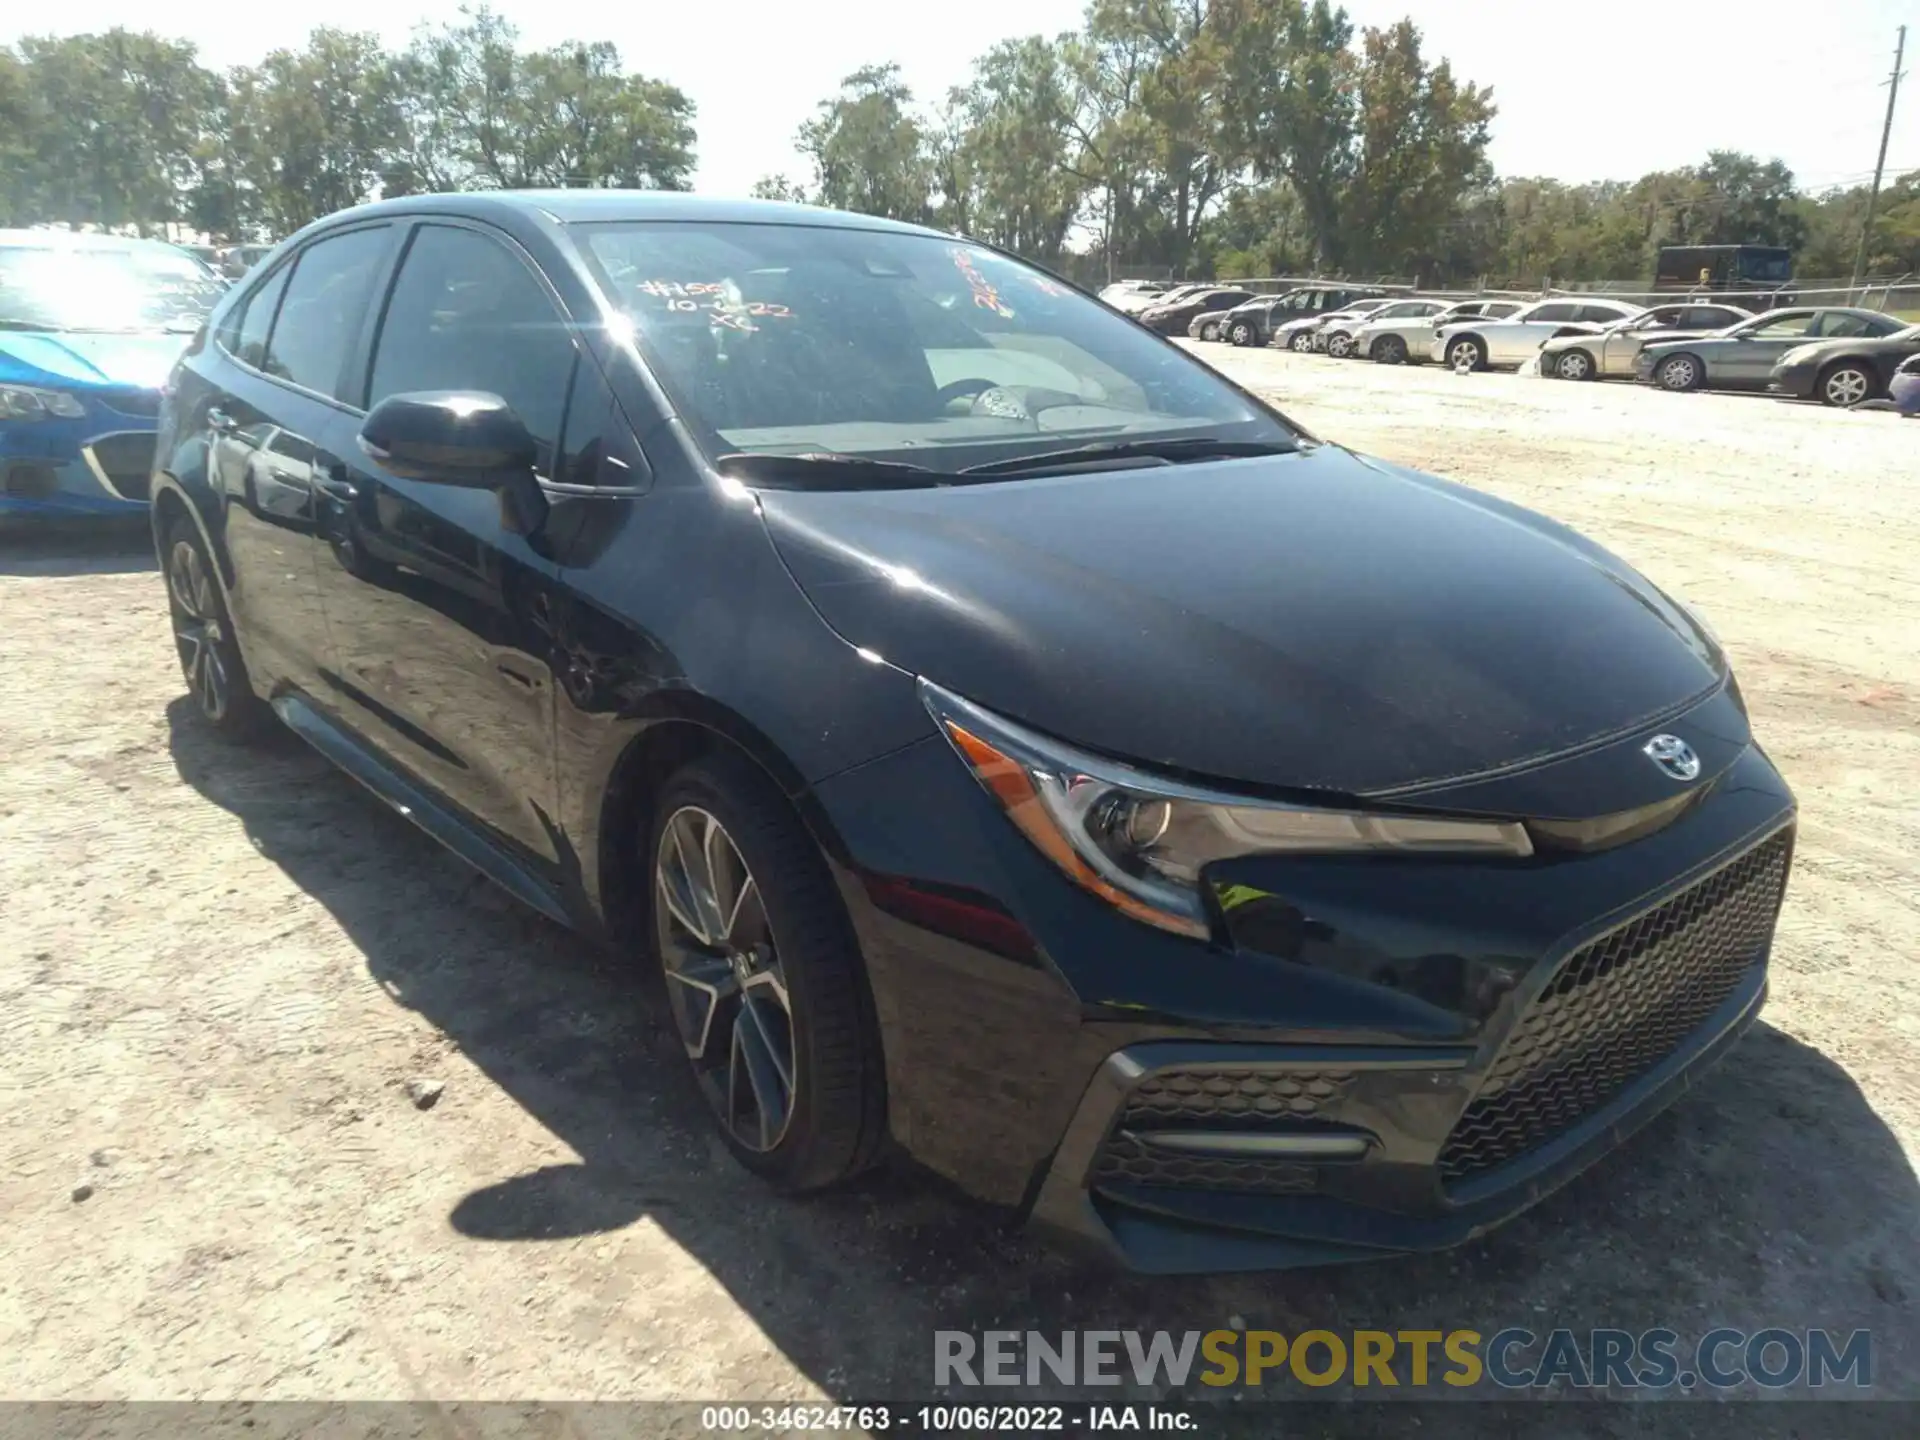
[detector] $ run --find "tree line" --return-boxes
[3,0,1915,288]
[0,7,696,241]
[767,0,1919,287]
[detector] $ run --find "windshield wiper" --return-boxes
[957,435,1296,478]
[716,451,947,490]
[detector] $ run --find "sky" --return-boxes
[7,0,1917,199]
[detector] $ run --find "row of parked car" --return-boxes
[1097,278,1920,410]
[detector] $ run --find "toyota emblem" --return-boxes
[1643,733,1701,781]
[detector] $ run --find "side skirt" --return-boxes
[272,692,572,926]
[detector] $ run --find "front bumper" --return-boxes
[1028,826,1787,1272]
[1768,366,1817,399]
[1,403,158,521]
[814,708,1797,1271]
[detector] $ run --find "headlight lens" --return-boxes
[0,383,87,421]
[920,680,1532,939]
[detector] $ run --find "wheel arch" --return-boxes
[584,694,858,949]
[1815,353,1881,394]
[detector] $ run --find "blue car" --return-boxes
[1,230,226,524]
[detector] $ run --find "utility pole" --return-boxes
[1852,25,1907,297]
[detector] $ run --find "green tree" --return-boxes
[393,8,695,193]
[1339,20,1494,278]
[1218,0,1356,268]
[796,64,934,222]
[10,31,216,233]
[945,37,1084,260]
[228,29,406,233]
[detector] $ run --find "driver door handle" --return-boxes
[314,461,357,501]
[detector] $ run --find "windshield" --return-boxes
[576,222,1292,473]
[0,243,223,333]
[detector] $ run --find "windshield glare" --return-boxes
[575,222,1289,473]
[0,244,223,333]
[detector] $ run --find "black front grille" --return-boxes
[1094,1133,1317,1195]
[1091,1067,1358,1196]
[1438,830,1792,1184]
[97,386,162,418]
[1120,1068,1356,1127]
[85,433,156,501]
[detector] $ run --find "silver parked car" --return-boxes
[1355,298,1522,364]
[1637,307,1910,393]
[1539,303,1753,381]
[1431,297,1645,371]
[1313,298,1406,356]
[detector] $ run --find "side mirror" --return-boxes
[360,391,536,486]
[360,390,547,536]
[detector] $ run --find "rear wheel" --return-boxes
[162,512,271,737]
[1556,349,1596,381]
[1372,334,1408,365]
[648,754,883,1191]
[1656,353,1704,392]
[1818,362,1875,408]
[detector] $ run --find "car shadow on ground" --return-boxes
[165,700,1920,1417]
[0,522,154,576]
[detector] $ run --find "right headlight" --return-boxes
[920,680,1532,939]
[0,383,87,421]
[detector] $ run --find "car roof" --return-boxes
[0,228,197,255]
[296,190,953,240]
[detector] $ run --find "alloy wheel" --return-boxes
[1230,323,1251,345]
[1559,351,1593,381]
[655,805,796,1153]
[1659,356,1699,391]
[1822,367,1870,407]
[1290,331,1314,352]
[1328,332,1353,358]
[1449,339,1482,370]
[167,539,231,721]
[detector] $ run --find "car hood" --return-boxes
[757,445,1724,797]
[0,330,193,390]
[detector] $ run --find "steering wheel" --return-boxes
[936,378,998,407]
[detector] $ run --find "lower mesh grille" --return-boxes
[1091,1068,1358,1196]
[1094,1133,1317,1195]
[1438,829,1792,1184]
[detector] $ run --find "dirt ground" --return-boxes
[2,351,1916,1428]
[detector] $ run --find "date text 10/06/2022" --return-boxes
[699,1406,1195,1432]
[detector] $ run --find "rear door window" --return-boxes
[265,227,391,400]
[225,263,292,372]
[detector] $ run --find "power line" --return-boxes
[1852,24,1907,293]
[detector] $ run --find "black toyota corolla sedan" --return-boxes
[150,192,1796,1273]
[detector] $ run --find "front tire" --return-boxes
[1372,334,1408,365]
[1818,362,1875,408]
[162,512,271,737]
[1326,330,1355,358]
[1656,354,1704,392]
[1556,349,1596,381]
[1446,336,1487,371]
[1228,321,1254,347]
[648,754,883,1192]
[1289,329,1315,353]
